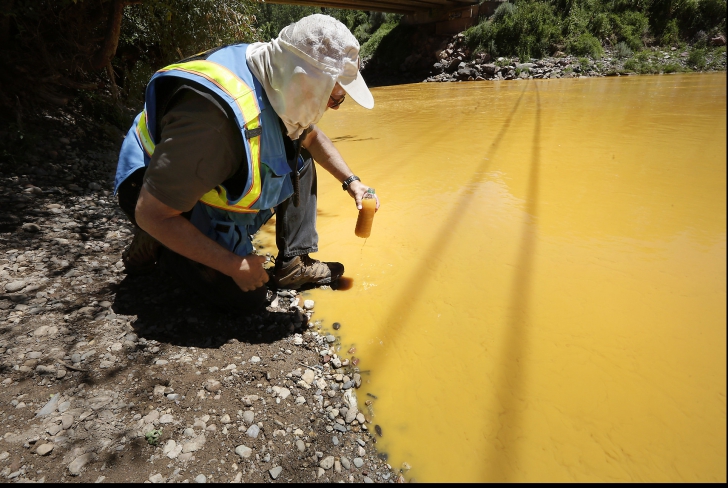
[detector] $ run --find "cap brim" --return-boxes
[339,72,374,109]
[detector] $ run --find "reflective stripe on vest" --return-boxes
[135,60,263,214]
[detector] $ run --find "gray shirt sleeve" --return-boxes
[142,89,244,212]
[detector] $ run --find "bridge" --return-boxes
[256,0,507,35]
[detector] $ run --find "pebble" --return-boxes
[68,452,94,475]
[353,457,364,468]
[149,473,165,483]
[5,280,27,292]
[194,474,207,483]
[302,369,315,385]
[320,455,335,469]
[269,466,283,480]
[35,443,54,456]
[340,457,351,470]
[246,424,260,438]
[249,356,261,364]
[242,410,255,424]
[303,299,314,310]
[204,379,221,392]
[234,444,252,459]
[163,440,182,459]
[295,440,305,452]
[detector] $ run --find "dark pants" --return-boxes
[117,159,319,312]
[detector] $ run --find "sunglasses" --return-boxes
[328,93,346,108]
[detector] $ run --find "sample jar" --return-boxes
[355,189,376,238]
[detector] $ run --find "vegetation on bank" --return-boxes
[463,0,726,61]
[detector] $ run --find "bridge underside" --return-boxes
[257,0,505,35]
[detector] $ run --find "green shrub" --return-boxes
[662,62,684,73]
[492,1,516,22]
[697,0,727,34]
[567,33,604,57]
[688,48,707,69]
[615,41,633,58]
[360,21,398,58]
[623,58,639,71]
[466,0,563,59]
[610,11,649,51]
[660,18,680,45]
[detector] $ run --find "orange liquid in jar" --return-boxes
[355,197,376,238]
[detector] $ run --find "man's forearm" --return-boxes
[137,210,238,276]
[135,187,269,292]
[303,125,354,183]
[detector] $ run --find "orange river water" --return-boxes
[255,73,726,482]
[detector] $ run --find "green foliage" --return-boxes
[615,41,633,58]
[697,0,727,34]
[492,1,516,22]
[145,428,163,446]
[360,20,399,58]
[118,0,258,101]
[623,57,639,71]
[660,18,680,45]
[567,32,604,57]
[465,0,562,59]
[610,10,649,50]
[252,4,374,44]
[688,47,707,68]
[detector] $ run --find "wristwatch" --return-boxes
[342,175,360,191]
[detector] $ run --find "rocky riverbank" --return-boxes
[0,108,402,482]
[362,30,727,86]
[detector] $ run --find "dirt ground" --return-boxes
[0,107,402,483]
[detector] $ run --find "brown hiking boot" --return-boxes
[272,255,344,290]
[121,228,162,275]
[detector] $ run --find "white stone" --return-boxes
[164,440,183,459]
[269,466,283,480]
[68,453,94,475]
[302,369,315,385]
[35,443,54,456]
[234,445,252,459]
[320,456,335,470]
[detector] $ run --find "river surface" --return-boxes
[259,73,726,482]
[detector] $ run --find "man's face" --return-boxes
[327,83,346,111]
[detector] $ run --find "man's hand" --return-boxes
[230,254,269,292]
[347,180,380,211]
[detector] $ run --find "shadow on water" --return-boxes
[481,83,542,481]
[363,83,531,475]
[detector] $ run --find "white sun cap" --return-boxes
[278,14,374,109]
